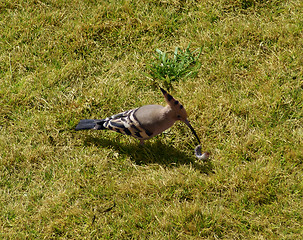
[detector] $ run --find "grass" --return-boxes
[1,0,303,239]
[147,44,202,89]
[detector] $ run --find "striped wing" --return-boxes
[102,108,153,140]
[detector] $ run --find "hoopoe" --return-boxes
[75,88,201,145]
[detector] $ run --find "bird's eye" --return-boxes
[177,115,181,118]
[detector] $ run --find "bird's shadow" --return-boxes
[83,136,214,174]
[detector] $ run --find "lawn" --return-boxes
[1,0,303,239]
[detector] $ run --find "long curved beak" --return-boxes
[183,119,201,144]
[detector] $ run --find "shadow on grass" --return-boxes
[83,136,214,174]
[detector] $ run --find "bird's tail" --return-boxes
[75,119,105,130]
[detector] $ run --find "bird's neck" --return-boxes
[162,105,176,120]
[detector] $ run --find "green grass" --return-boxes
[148,44,202,89]
[1,0,303,239]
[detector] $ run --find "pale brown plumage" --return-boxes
[75,88,200,145]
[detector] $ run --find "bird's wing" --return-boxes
[102,108,153,139]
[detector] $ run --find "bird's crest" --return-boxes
[160,87,188,120]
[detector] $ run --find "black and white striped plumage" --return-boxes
[75,108,153,141]
[75,88,201,145]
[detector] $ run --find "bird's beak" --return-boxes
[183,119,201,144]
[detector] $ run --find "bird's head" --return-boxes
[160,87,201,144]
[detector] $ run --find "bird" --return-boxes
[75,88,201,145]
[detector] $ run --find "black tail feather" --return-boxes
[75,119,105,130]
[75,119,95,130]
